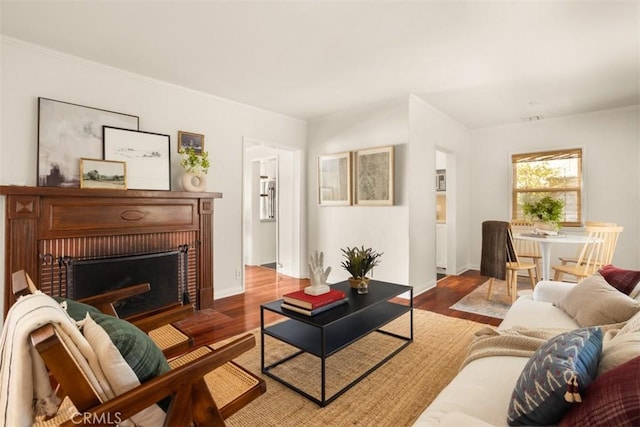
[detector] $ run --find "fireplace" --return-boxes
[1,186,221,316]
[66,250,184,318]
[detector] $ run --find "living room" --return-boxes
[1,2,638,313]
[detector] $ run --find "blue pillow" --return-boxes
[507,327,603,426]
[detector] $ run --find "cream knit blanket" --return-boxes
[461,322,627,371]
[460,326,572,370]
[0,292,114,427]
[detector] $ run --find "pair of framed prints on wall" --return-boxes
[318,145,394,207]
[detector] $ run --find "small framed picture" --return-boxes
[178,131,204,155]
[318,152,352,206]
[80,158,127,190]
[354,145,395,206]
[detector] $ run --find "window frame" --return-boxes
[511,148,583,227]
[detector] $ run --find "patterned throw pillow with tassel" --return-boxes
[507,327,603,426]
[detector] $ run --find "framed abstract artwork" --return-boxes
[37,97,139,187]
[354,145,395,206]
[318,152,352,206]
[80,158,127,190]
[103,126,171,191]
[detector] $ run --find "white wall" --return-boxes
[0,37,307,305]
[307,98,410,284]
[409,96,470,294]
[468,106,640,270]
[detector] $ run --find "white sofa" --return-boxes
[414,278,640,426]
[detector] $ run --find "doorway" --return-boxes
[242,137,304,293]
[435,149,447,280]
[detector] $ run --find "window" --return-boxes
[512,148,582,227]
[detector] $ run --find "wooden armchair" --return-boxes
[13,271,195,359]
[9,270,265,426]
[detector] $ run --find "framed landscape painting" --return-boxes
[178,131,204,155]
[318,152,352,206]
[80,158,126,190]
[103,127,171,191]
[38,97,139,187]
[354,145,395,206]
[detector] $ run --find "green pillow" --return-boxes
[54,296,101,321]
[84,312,171,415]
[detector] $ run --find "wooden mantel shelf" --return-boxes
[1,185,222,316]
[0,185,222,199]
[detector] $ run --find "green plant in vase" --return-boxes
[340,246,383,289]
[522,196,564,235]
[179,148,210,192]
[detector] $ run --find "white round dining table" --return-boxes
[513,233,594,281]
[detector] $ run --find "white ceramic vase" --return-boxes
[181,172,207,192]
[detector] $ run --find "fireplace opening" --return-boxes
[66,250,184,318]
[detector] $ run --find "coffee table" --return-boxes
[261,280,413,406]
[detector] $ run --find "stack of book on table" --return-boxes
[281,288,348,316]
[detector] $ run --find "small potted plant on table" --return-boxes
[340,246,383,292]
[522,196,564,235]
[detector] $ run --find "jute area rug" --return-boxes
[226,309,487,427]
[449,278,534,320]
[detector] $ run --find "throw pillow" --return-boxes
[555,274,640,326]
[598,332,640,375]
[83,312,171,425]
[507,327,603,426]
[54,296,101,321]
[560,354,640,427]
[599,265,640,296]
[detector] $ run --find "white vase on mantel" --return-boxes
[181,172,207,192]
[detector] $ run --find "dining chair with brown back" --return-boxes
[510,220,542,273]
[552,225,623,283]
[483,222,538,304]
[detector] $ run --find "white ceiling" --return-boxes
[1,1,638,128]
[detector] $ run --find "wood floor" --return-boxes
[175,266,500,346]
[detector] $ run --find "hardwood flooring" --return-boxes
[175,266,500,346]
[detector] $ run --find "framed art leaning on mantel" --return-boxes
[103,126,171,191]
[37,97,139,188]
[354,145,395,206]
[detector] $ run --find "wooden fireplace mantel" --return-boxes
[1,185,222,316]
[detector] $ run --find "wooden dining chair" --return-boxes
[552,225,623,283]
[486,226,538,304]
[510,220,542,273]
[556,221,617,267]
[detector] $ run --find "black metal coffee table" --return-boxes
[260,280,413,406]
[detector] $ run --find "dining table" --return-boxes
[513,232,594,281]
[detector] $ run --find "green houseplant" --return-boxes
[340,246,383,289]
[179,147,210,175]
[522,196,564,232]
[179,148,210,192]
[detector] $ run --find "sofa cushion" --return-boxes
[507,327,603,426]
[599,265,640,296]
[555,274,640,326]
[415,356,529,426]
[499,297,578,331]
[559,354,640,427]
[598,332,640,376]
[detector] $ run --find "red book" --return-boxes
[282,288,346,309]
